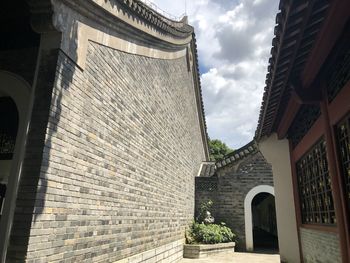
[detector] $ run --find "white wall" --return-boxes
[259,133,300,263]
[244,185,274,251]
[0,71,31,262]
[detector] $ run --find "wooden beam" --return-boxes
[277,93,300,139]
[291,80,322,105]
[328,80,350,126]
[324,81,350,262]
[276,80,321,139]
[320,96,350,263]
[302,0,350,89]
[268,0,316,136]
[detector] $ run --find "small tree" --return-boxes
[208,139,233,161]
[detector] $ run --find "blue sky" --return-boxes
[151,0,279,149]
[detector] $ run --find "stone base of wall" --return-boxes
[114,240,184,263]
[183,242,235,259]
[300,227,341,263]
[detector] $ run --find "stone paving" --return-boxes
[178,251,280,263]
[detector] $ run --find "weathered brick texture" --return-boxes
[195,152,274,250]
[300,227,341,263]
[12,41,206,262]
[7,48,61,262]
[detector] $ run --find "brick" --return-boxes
[6,8,205,263]
[195,152,274,250]
[300,228,341,262]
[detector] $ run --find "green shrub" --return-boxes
[196,199,213,223]
[186,222,236,244]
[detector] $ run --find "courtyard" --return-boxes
[0,0,349,262]
[179,252,280,263]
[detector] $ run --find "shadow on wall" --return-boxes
[2,1,79,260]
[32,52,71,222]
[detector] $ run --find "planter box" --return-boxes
[183,242,235,259]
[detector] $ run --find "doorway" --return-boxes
[0,97,19,218]
[251,193,279,252]
[244,185,279,251]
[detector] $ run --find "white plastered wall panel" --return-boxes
[0,71,32,262]
[259,133,300,263]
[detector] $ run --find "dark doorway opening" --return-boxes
[0,0,41,85]
[0,97,19,218]
[0,1,41,261]
[252,192,279,252]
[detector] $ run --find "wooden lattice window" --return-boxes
[288,105,321,148]
[327,49,350,102]
[336,115,350,215]
[296,139,336,225]
[325,27,350,102]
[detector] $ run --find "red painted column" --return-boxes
[320,92,349,263]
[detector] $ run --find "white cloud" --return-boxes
[151,0,279,149]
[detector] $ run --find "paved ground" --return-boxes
[178,251,280,263]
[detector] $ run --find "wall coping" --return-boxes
[183,242,235,259]
[184,242,236,250]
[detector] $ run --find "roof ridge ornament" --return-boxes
[137,0,187,22]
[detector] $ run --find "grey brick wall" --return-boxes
[195,177,219,220]
[300,227,341,263]
[195,152,274,250]
[7,48,60,262]
[11,41,206,262]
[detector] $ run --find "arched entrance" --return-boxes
[252,192,278,251]
[0,71,31,261]
[244,185,278,252]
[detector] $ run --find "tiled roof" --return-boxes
[255,0,330,140]
[216,140,258,169]
[199,162,217,177]
[198,141,259,177]
[120,0,193,38]
[192,33,210,160]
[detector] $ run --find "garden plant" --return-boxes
[186,200,236,244]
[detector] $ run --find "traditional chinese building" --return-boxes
[0,0,209,262]
[256,0,350,262]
